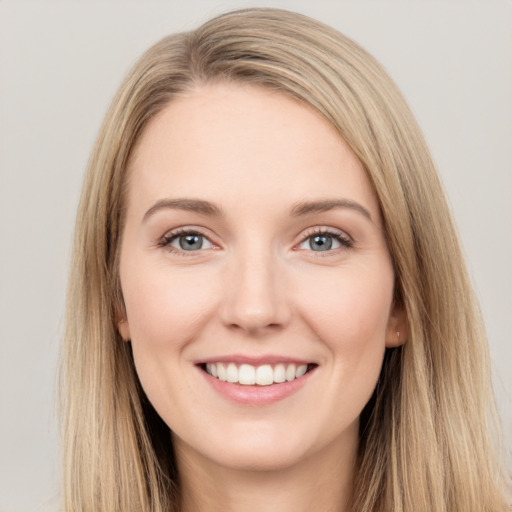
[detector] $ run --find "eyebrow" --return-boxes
[289,199,373,222]
[143,198,223,221]
[143,197,372,222]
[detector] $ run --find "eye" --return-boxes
[161,230,214,252]
[298,229,352,252]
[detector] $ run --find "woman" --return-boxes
[61,8,510,512]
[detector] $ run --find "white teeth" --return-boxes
[206,363,218,377]
[274,364,286,383]
[239,364,256,385]
[255,365,273,386]
[296,364,307,378]
[286,364,296,382]
[226,363,238,383]
[217,363,227,381]
[204,362,311,385]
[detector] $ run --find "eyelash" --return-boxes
[157,228,212,257]
[158,227,353,256]
[299,227,354,255]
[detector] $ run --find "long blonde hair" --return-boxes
[62,8,509,511]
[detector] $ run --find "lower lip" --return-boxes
[198,366,315,406]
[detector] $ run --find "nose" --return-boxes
[218,248,291,336]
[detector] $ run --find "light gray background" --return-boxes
[1,1,510,511]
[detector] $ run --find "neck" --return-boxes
[175,424,357,512]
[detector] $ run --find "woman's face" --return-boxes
[118,82,405,472]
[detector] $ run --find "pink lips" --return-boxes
[196,354,317,406]
[199,355,312,366]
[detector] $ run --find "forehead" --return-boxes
[126,82,380,221]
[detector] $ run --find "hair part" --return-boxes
[61,7,510,511]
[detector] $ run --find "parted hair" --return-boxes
[61,8,509,511]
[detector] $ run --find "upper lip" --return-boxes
[196,354,315,366]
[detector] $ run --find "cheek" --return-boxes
[121,261,220,420]
[295,262,394,361]
[277,262,395,446]
[122,261,219,346]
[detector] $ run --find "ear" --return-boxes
[116,309,131,342]
[385,302,408,348]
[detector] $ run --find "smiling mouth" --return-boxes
[200,362,317,386]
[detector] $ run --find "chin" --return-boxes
[173,418,346,474]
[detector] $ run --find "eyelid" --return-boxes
[294,226,354,253]
[158,226,219,255]
[300,226,353,241]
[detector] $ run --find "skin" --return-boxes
[118,82,407,512]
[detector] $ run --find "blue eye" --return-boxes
[164,231,213,252]
[300,234,340,251]
[298,230,352,252]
